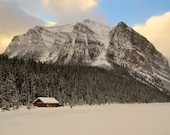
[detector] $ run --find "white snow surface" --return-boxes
[45,23,76,33]
[83,19,111,37]
[33,97,59,104]
[1,103,170,135]
[82,19,112,67]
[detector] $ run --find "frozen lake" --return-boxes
[0,103,170,135]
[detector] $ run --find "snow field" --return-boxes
[0,103,170,135]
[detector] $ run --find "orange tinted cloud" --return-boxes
[41,0,98,12]
[0,0,100,54]
[133,12,170,63]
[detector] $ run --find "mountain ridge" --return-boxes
[4,19,170,93]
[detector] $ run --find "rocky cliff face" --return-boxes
[108,22,170,78]
[4,19,170,92]
[107,22,170,92]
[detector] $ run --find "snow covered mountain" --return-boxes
[4,19,170,92]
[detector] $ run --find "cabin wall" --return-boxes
[34,102,46,107]
[34,102,59,107]
[46,104,58,107]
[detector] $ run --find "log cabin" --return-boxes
[33,97,59,107]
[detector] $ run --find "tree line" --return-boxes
[0,55,170,110]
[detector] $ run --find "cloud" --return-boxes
[40,0,102,25]
[56,11,109,25]
[0,0,45,54]
[0,0,102,54]
[133,12,170,63]
[0,36,11,54]
[41,0,98,12]
[45,21,57,27]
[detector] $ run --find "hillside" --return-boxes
[0,55,169,110]
[4,19,170,93]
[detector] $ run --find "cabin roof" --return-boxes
[33,97,59,104]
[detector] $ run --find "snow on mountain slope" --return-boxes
[83,19,111,37]
[4,19,170,92]
[45,23,76,33]
[107,22,170,91]
[82,19,112,67]
[1,104,170,135]
[91,38,111,67]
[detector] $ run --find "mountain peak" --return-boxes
[83,19,102,25]
[83,19,94,23]
[83,19,111,28]
[4,19,170,92]
[117,21,128,27]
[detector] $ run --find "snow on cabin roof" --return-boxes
[33,97,59,104]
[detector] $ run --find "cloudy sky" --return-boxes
[0,0,170,62]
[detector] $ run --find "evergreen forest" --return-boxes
[0,55,170,110]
